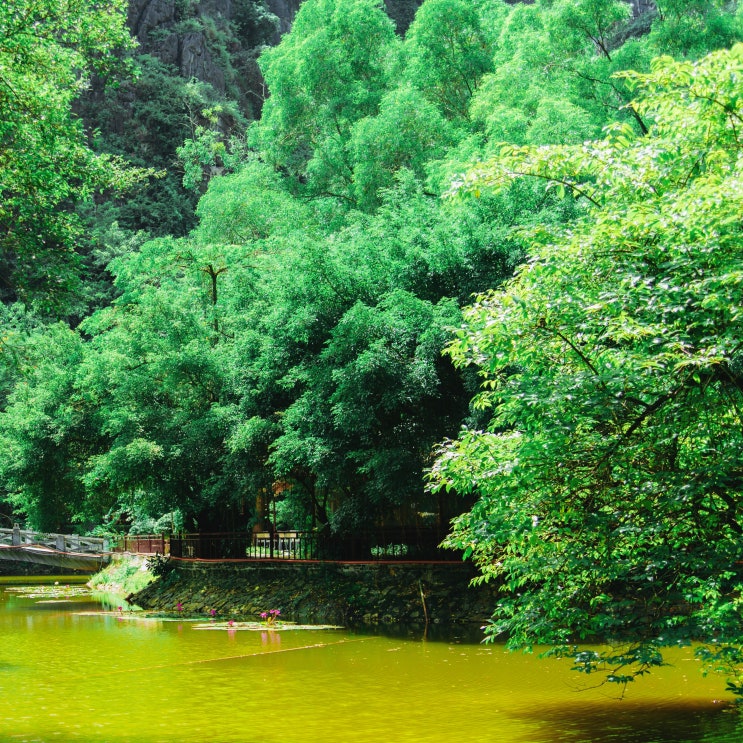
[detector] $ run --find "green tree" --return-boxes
[77,236,246,529]
[544,0,631,60]
[268,289,466,535]
[0,323,92,530]
[226,173,519,536]
[176,104,248,193]
[250,0,399,202]
[348,86,453,210]
[650,0,742,56]
[431,45,743,696]
[0,0,149,315]
[402,0,494,122]
[469,0,742,153]
[191,160,312,245]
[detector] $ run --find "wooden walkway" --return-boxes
[0,527,110,572]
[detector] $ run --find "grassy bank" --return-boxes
[88,554,155,597]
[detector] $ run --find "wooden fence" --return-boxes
[112,534,168,555]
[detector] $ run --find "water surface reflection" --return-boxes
[521,700,742,743]
[0,579,740,743]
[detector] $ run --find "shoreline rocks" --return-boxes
[129,559,499,629]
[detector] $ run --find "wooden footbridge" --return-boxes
[0,526,110,572]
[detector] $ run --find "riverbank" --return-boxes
[127,558,499,628]
[88,553,155,596]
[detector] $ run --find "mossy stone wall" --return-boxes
[130,559,499,627]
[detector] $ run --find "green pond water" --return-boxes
[1,577,743,743]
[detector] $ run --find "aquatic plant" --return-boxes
[260,609,281,626]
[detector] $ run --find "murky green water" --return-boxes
[1,577,742,743]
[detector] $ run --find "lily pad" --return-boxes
[7,585,91,600]
[192,621,343,631]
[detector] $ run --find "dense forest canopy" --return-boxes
[2,0,743,693]
[0,0,153,315]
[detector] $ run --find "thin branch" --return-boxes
[538,323,603,379]
[574,70,649,135]
[595,385,682,472]
[503,168,602,207]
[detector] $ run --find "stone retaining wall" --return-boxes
[130,559,499,628]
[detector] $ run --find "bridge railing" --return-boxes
[0,527,108,554]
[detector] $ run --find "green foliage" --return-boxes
[177,105,248,192]
[0,304,41,405]
[0,323,91,530]
[468,0,742,153]
[76,220,152,314]
[431,44,743,694]
[0,0,152,315]
[402,0,493,121]
[232,0,280,46]
[650,1,743,57]
[349,87,453,210]
[544,0,632,59]
[78,56,216,237]
[146,552,174,578]
[251,0,399,201]
[89,555,156,594]
[268,289,464,528]
[77,235,247,523]
[192,160,311,244]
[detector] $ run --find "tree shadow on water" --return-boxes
[515,700,743,743]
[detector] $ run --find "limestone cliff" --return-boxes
[125,0,277,111]
[127,0,425,104]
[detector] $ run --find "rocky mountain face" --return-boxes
[127,0,424,105]
[129,1,229,92]
[627,0,655,14]
[126,0,281,114]
[265,0,304,37]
